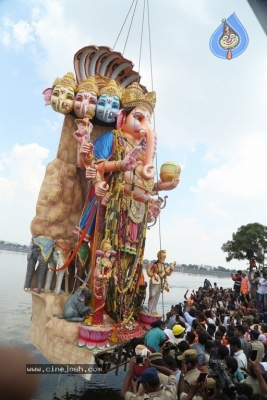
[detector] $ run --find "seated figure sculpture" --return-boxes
[57,286,93,322]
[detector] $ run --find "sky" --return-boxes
[0,0,267,270]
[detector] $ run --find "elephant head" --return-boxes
[50,72,76,114]
[25,237,55,293]
[44,240,73,294]
[76,286,92,302]
[117,106,157,181]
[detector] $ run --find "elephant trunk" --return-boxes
[141,130,157,180]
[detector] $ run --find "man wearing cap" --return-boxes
[250,329,264,362]
[147,353,171,386]
[121,365,177,400]
[169,324,186,345]
[177,349,202,398]
[163,325,186,358]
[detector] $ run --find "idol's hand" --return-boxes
[153,179,179,193]
[95,181,109,197]
[121,146,142,172]
[80,142,94,155]
[86,163,97,179]
[101,193,110,206]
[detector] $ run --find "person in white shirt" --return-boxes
[257,272,267,311]
[229,337,248,369]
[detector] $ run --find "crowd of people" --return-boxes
[121,270,267,400]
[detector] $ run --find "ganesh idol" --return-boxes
[76,81,179,321]
[72,76,99,170]
[45,72,77,114]
[95,77,122,124]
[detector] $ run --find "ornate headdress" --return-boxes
[157,250,166,259]
[52,72,77,91]
[96,77,122,99]
[121,82,156,114]
[77,76,99,95]
[100,238,112,252]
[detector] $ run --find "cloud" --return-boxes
[203,150,218,163]
[0,143,49,243]
[0,177,16,202]
[14,20,35,45]
[0,143,48,199]
[1,17,34,48]
[192,133,267,200]
[146,214,229,267]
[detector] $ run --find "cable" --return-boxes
[123,0,139,55]
[113,0,137,51]
[147,0,154,92]
[137,0,146,76]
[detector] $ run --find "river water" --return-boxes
[0,250,233,399]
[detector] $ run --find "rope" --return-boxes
[71,179,93,293]
[137,0,146,76]
[123,0,139,55]
[147,0,154,92]
[113,0,137,51]
[48,197,99,272]
[146,0,165,317]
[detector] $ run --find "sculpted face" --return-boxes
[51,84,75,114]
[220,33,239,49]
[96,94,120,123]
[104,250,111,259]
[122,107,151,141]
[74,90,97,118]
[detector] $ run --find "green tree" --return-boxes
[221,223,267,265]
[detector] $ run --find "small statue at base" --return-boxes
[146,250,176,315]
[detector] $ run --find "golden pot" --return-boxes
[160,161,181,183]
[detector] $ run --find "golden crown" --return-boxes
[77,76,99,95]
[96,77,122,99]
[100,238,112,253]
[157,250,166,259]
[121,82,156,114]
[53,72,77,91]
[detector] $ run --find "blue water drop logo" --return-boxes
[210,13,249,60]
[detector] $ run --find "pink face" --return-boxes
[122,107,151,141]
[104,250,111,258]
[74,90,97,118]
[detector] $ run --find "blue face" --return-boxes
[96,94,120,123]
